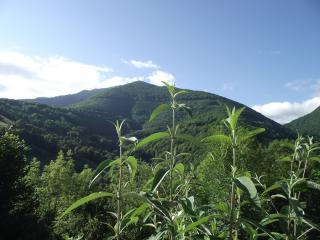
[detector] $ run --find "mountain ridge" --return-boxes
[286,106,320,138]
[0,81,295,167]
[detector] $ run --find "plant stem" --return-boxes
[116,137,123,240]
[170,99,176,202]
[229,133,237,240]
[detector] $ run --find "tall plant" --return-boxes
[202,106,267,239]
[261,135,320,239]
[136,82,215,239]
[61,120,138,240]
[139,81,192,200]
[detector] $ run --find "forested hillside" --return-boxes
[0,81,294,167]
[286,106,320,138]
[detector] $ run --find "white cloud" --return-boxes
[147,70,175,86]
[0,51,147,99]
[101,76,144,88]
[252,97,320,124]
[129,60,160,69]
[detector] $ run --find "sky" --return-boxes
[0,0,320,124]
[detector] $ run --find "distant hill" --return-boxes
[286,106,320,138]
[0,81,294,167]
[27,88,106,107]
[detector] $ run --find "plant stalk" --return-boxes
[116,137,123,240]
[229,134,237,240]
[170,100,176,202]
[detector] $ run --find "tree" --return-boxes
[0,131,49,239]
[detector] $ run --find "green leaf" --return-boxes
[302,218,320,231]
[180,196,196,216]
[162,81,175,96]
[276,156,292,162]
[260,213,287,226]
[202,134,231,144]
[126,156,138,179]
[174,163,185,175]
[182,215,211,233]
[310,156,320,162]
[271,194,287,200]
[241,218,277,240]
[121,136,138,143]
[152,168,170,193]
[149,104,171,122]
[241,128,265,141]
[174,90,189,97]
[235,176,261,208]
[289,197,304,217]
[61,192,113,218]
[262,182,281,195]
[176,152,192,159]
[89,158,120,187]
[178,104,193,118]
[226,107,245,130]
[135,132,169,150]
[306,181,320,191]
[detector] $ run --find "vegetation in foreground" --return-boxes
[1,82,320,239]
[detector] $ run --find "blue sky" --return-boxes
[0,0,320,123]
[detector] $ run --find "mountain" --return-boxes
[0,81,294,167]
[286,106,320,138]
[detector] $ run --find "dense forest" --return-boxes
[1,81,320,239]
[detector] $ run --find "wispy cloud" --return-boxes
[221,82,234,91]
[259,50,281,56]
[147,70,175,86]
[252,97,320,124]
[0,51,143,99]
[128,59,160,69]
[285,78,320,95]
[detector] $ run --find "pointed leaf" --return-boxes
[306,181,320,191]
[181,105,193,118]
[174,163,185,175]
[149,104,171,122]
[302,218,320,231]
[262,182,281,195]
[241,128,265,141]
[126,156,138,179]
[61,192,113,218]
[89,158,120,187]
[182,215,211,233]
[162,81,175,96]
[235,176,261,208]
[174,90,189,97]
[202,134,231,144]
[152,168,170,193]
[241,218,277,240]
[121,136,138,143]
[227,107,245,130]
[135,132,169,150]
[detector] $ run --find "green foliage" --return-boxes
[0,131,50,239]
[2,81,320,239]
[61,192,114,218]
[286,106,320,138]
